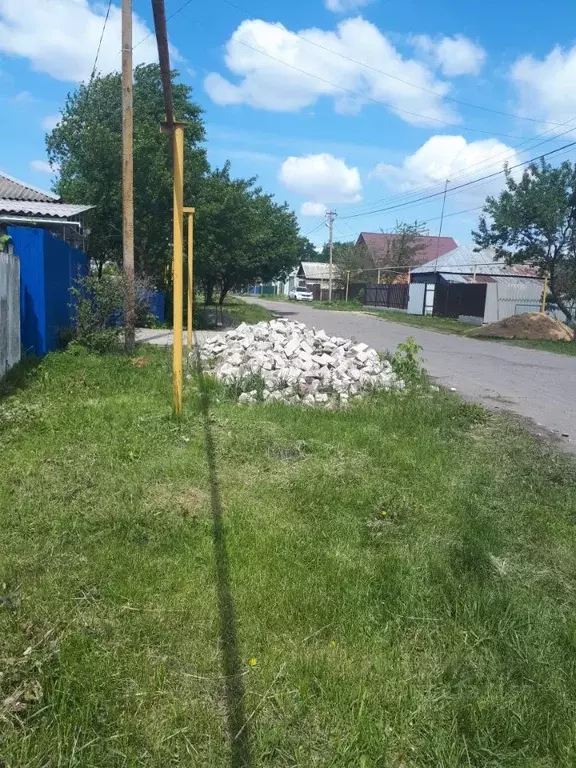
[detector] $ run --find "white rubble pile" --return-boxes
[195,319,403,406]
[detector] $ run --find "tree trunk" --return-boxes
[204,281,214,305]
[218,285,229,306]
[549,272,574,328]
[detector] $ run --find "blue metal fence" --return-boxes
[8,226,88,356]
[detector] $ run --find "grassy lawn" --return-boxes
[194,297,275,330]
[247,295,576,356]
[2,346,576,766]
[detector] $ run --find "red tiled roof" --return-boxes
[357,232,457,268]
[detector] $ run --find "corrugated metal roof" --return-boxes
[0,171,59,202]
[412,244,539,277]
[438,272,469,283]
[299,261,332,280]
[0,199,93,218]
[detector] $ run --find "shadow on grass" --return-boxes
[195,350,252,767]
[0,355,42,399]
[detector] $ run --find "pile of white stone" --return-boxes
[195,319,403,406]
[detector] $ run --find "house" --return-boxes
[0,170,92,247]
[0,171,92,356]
[297,261,334,290]
[408,245,543,322]
[356,232,458,281]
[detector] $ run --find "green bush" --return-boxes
[70,274,152,353]
[388,336,427,385]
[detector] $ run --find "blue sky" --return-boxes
[1,0,576,248]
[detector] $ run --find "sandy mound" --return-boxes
[468,312,574,342]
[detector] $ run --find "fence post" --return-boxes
[345,271,350,302]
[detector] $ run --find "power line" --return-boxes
[133,0,194,50]
[301,220,326,238]
[177,9,536,142]
[340,117,576,217]
[216,0,561,128]
[90,0,113,81]
[341,138,576,220]
[206,35,537,142]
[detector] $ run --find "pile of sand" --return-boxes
[468,312,574,342]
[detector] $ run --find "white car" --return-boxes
[288,286,314,301]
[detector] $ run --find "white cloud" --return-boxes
[325,0,372,13]
[0,0,158,82]
[371,135,518,203]
[30,160,55,174]
[301,201,327,216]
[205,17,458,126]
[42,114,60,131]
[411,34,486,76]
[279,153,362,204]
[510,45,576,128]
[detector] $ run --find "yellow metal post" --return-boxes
[541,273,548,313]
[345,270,350,302]
[172,123,185,415]
[184,207,195,350]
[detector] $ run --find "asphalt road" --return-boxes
[246,297,576,453]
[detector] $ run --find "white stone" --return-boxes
[195,318,405,408]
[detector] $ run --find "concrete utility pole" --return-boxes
[121,0,135,351]
[327,209,337,302]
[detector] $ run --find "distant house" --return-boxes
[0,171,92,246]
[356,232,458,281]
[408,245,543,322]
[297,261,335,290]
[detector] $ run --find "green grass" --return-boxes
[2,346,576,766]
[195,296,274,329]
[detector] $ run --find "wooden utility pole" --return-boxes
[327,210,336,302]
[122,0,135,350]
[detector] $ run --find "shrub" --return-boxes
[387,336,426,386]
[70,274,152,352]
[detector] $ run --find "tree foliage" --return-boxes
[331,242,372,283]
[47,65,303,304]
[194,164,302,304]
[379,221,428,282]
[473,159,576,323]
[47,64,207,287]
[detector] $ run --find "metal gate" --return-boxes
[433,283,487,319]
[364,283,409,310]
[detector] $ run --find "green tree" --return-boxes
[473,159,576,323]
[332,242,372,284]
[298,237,321,262]
[194,164,302,304]
[380,221,428,282]
[46,64,208,288]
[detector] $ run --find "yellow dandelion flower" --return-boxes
[329,640,337,648]
[248,657,257,666]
